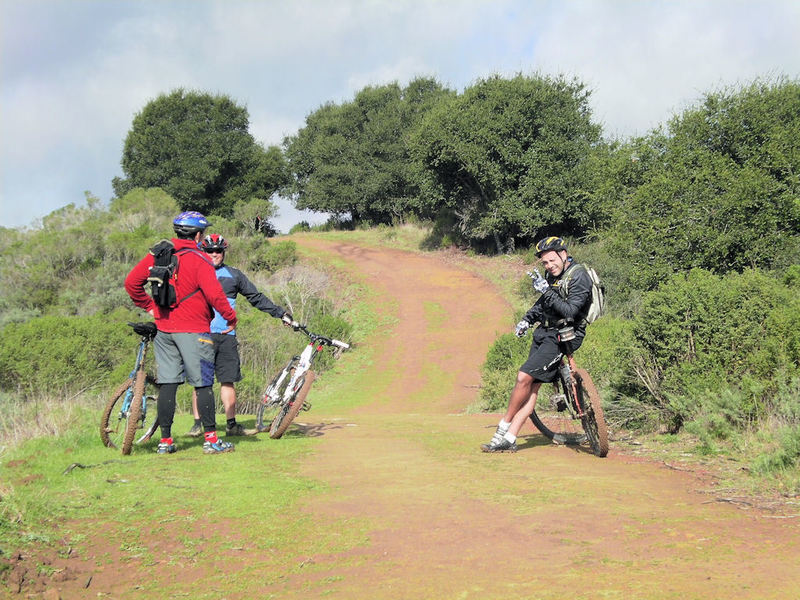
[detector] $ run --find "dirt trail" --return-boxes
[9,237,799,599]
[281,237,800,599]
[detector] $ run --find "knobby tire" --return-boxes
[120,370,147,455]
[256,366,293,432]
[529,378,587,446]
[269,371,315,439]
[575,369,609,457]
[135,375,159,444]
[100,377,135,449]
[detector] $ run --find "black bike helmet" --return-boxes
[201,233,228,252]
[173,211,211,236]
[535,236,568,257]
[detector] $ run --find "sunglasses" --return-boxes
[204,249,224,254]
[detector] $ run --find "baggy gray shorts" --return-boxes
[153,331,216,387]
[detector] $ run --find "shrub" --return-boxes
[250,241,298,273]
[621,267,800,431]
[476,331,530,412]
[289,221,311,234]
[0,310,137,398]
[751,425,800,477]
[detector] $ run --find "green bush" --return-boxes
[0,310,138,397]
[751,424,800,476]
[576,317,635,389]
[622,267,800,430]
[289,221,311,234]
[250,241,298,273]
[477,331,530,412]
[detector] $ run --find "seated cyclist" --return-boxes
[481,236,593,453]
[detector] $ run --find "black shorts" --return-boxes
[211,333,242,384]
[519,327,583,383]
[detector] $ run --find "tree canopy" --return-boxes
[113,89,288,217]
[604,78,800,289]
[410,73,602,252]
[283,77,453,224]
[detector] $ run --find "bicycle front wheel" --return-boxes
[100,376,135,449]
[575,369,609,457]
[256,366,294,432]
[269,371,315,439]
[529,380,588,446]
[120,371,148,455]
[135,375,158,445]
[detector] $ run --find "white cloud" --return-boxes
[1,0,799,228]
[534,0,800,136]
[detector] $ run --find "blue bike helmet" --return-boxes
[173,211,211,236]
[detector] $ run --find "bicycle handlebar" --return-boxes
[293,324,350,350]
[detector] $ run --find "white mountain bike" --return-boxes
[256,324,350,438]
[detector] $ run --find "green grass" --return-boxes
[289,223,432,253]
[0,241,383,595]
[0,408,370,597]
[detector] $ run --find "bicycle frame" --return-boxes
[257,324,350,438]
[118,337,150,416]
[556,351,586,420]
[264,326,346,407]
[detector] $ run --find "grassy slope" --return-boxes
[2,227,797,598]
[0,234,384,595]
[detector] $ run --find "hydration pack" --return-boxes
[560,263,606,324]
[146,240,206,309]
[147,240,180,308]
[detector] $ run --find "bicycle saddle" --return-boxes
[129,322,158,338]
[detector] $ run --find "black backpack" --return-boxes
[146,240,205,308]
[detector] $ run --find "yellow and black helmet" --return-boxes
[535,236,568,257]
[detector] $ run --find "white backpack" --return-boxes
[561,263,605,324]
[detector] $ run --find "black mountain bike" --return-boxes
[100,322,159,454]
[256,324,349,439]
[529,331,609,457]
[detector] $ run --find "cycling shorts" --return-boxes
[153,331,216,387]
[210,333,242,384]
[519,327,583,383]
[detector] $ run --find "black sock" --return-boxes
[157,383,179,440]
[195,386,216,431]
[227,418,236,428]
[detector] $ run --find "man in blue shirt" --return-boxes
[188,234,293,437]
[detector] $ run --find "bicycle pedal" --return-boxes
[302,402,312,411]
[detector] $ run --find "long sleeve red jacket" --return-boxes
[124,238,237,333]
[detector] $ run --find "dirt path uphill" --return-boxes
[281,237,800,600]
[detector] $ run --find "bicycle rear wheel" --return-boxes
[575,369,609,457]
[101,376,135,449]
[269,371,315,439]
[529,379,588,446]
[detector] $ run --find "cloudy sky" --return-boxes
[2,0,799,232]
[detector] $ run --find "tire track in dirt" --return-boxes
[281,236,800,600]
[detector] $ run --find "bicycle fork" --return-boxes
[560,355,588,420]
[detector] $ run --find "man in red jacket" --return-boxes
[125,211,238,455]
